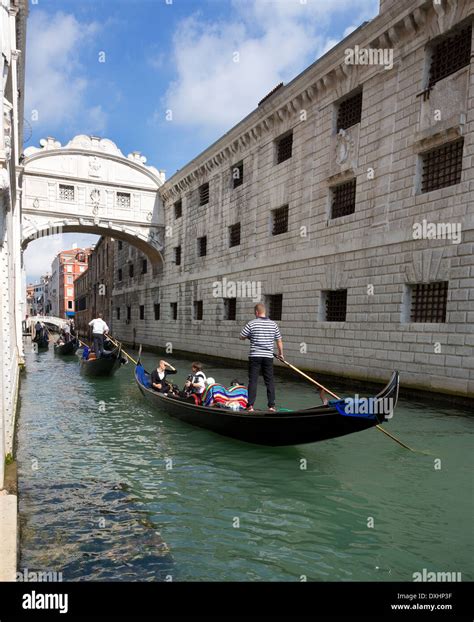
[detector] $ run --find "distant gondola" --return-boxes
[135,364,400,446]
[80,343,126,377]
[33,335,49,350]
[54,338,79,356]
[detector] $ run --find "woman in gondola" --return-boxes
[151,360,177,394]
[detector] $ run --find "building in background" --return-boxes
[75,237,115,337]
[50,248,92,319]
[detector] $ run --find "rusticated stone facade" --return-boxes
[111,0,473,398]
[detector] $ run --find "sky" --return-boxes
[23,0,379,282]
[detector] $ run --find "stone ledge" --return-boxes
[0,493,17,582]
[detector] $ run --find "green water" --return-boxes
[16,343,474,581]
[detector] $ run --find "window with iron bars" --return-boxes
[193,300,203,321]
[336,91,363,131]
[272,205,289,235]
[276,132,293,164]
[59,184,75,201]
[174,246,182,266]
[129,263,134,278]
[116,307,120,320]
[170,302,178,321]
[324,290,347,322]
[127,306,131,321]
[224,298,237,320]
[229,223,241,247]
[267,294,283,321]
[198,236,207,257]
[117,192,131,208]
[118,268,122,281]
[142,259,147,274]
[118,240,123,250]
[232,162,244,188]
[154,303,160,321]
[331,179,356,219]
[409,282,448,323]
[428,24,472,88]
[174,199,182,219]
[199,182,210,206]
[139,305,145,320]
[421,139,464,193]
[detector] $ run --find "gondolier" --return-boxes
[88,313,109,359]
[239,303,283,412]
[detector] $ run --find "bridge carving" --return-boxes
[20,135,166,264]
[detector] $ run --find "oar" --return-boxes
[271,351,417,453]
[106,334,138,365]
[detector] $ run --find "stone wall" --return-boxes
[112,0,474,398]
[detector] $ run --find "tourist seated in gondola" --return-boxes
[183,362,206,403]
[202,378,248,410]
[151,360,177,393]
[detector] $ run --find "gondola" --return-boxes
[80,343,126,377]
[54,338,79,356]
[33,335,49,350]
[134,364,400,446]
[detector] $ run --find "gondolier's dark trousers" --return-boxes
[93,333,105,358]
[248,356,275,408]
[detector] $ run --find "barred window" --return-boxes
[272,205,289,235]
[142,259,147,274]
[331,179,356,219]
[421,139,464,193]
[129,263,134,278]
[118,241,123,250]
[174,199,182,219]
[118,268,122,281]
[232,162,244,188]
[59,184,74,201]
[117,192,131,208]
[139,305,145,320]
[154,303,160,321]
[170,302,178,320]
[224,298,236,320]
[174,246,181,266]
[199,182,210,206]
[229,223,241,247]
[276,132,293,164]
[336,91,363,132]
[116,307,120,320]
[324,290,347,322]
[194,300,203,321]
[267,294,283,321]
[410,282,448,323]
[127,306,131,321]
[429,25,472,88]
[198,236,207,257]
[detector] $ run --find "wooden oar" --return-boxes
[107,334,138,365]
[273,353,416,453]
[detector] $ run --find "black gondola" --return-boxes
[134,364,400,446]
[33,335,49,350]
[80,343,126,377]
[54,338,79,356]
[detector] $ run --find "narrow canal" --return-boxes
[16,341,473,581]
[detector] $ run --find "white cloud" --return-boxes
[161,0,378,132]
[25,11,106,134]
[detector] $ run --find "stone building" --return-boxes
[50,247,91,319]
[75,237,115,337]
[113,0,473,398]
[0,0,27,487]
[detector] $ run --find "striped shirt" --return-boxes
[240,317,282,358]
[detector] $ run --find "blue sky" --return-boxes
[24,0,379,281]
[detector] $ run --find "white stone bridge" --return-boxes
[20,135,166,265]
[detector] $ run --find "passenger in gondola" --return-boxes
[183,362,206,402]
[151,360,177,393]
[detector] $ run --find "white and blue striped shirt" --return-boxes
[240,317,282,358]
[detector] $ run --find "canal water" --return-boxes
[17,342,473,581]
